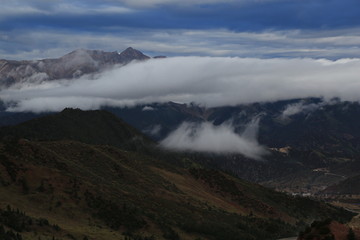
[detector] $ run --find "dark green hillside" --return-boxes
[0,109,355,240]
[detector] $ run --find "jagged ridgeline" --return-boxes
[0,109,355,240]
[0,108,154,152]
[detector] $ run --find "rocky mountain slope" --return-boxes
[0,109,355,240]
[0,47,149,89]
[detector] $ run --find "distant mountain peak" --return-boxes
[119,47,150,62]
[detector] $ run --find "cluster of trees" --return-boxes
[0,225,23,240]
[84,191,146,232]
[0,205,33,232]
[0,205,61,239]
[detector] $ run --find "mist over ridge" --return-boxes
[1,55,360,113]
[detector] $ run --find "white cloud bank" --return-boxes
[160,118,267,159]
[2,56,360,112]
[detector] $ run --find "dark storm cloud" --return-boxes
[2,0,360,32]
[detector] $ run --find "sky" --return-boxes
[1,0,360,60]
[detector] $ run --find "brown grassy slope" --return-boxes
[0,138,355,240]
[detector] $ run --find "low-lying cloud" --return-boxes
[280,99,339,119]
[160,118,267,159]
[280,101,324,119]
[144,124,162,136]
[2,57,360,112]
[142,106,156,111]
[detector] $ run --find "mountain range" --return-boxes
[1,48,360,195]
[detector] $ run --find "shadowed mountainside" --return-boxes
[0,108,153,152]
[324,175,360,195]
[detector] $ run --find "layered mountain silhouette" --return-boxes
[0,109,355,240]
[0,47,150,89]
[2,98,360,194]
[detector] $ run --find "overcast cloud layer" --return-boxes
[1,0,360,59]
[1,56,360,113]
